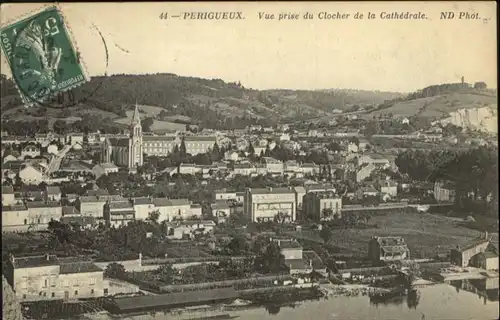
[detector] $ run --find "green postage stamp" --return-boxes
[0,6,88,105]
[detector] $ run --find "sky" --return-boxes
[0,1,497,93]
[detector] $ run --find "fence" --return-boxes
[157,274,293,293]
[141,255,254,266]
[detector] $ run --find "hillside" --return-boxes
[0,73,403,129]
[1,74,496,132]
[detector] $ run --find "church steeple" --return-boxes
[131,101,141,126]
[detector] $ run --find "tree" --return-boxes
[148,210,160,224]
[322,208,333,220]
[474,82,487,90]
[104,263,127,279]
[319,226,333,244]
[227,235,248,255]
[179,138,187,156]
[248,142,255,156]
[142,117,154,132]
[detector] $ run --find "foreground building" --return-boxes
[368,236,410,265]
[302,191,342,221]
[4,254,106,302]
[244,187,296,222]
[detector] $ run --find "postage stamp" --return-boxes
[0,6,88,106]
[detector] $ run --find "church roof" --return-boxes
[108,138,129,147]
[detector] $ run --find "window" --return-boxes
[39,292,43,296]
[37,218,41,224]
[44,279,48,287]
[91,289,94,295]
[74,290,78,296]
[24,219,27,225]
[23,294,26,299]
[104,288,108,295]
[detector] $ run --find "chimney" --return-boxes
[269,187,273,192]
[484,231,488,240]
[46,254,50,261]
[309,260,313,268]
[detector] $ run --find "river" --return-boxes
[86,282,499,320]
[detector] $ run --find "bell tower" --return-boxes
[128,102,143,170]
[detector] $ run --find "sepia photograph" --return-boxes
[0,2,498,320]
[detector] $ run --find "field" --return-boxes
[361,92,497,120]
[292,211,497,259]
[114,109,186,132]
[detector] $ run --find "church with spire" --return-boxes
[101,104,143,172]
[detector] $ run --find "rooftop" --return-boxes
[59,262,102,274]
[46,186,61,195]
[374,236,407,247]
[184,136,217,142]
[154,198,190,207]
[2,186,14,194]
[276,239,303,249]
[249,187,295,195]
[108,201,133,209]
[133,197,153,205]
[62,206,80,216]
[26,201,61,209]
[12,254,59,269]
[112,288,238,312]
[3,204,28,212]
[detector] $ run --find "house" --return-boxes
[224,151,240,162]
[45,186,62,202]
[68,134,84,146]
[347,142,359,153]
[358,154,390,168]
[166,220,216,240]
[92,163,119,179]
[244,187,296,222]
[103,200,135,228]
[354,163,376,183]
[214,189,238,202]
[2,204,30,233]
[153,198,192,222]
[451,233,490,267]
[471,251,499,271]
[401,117,410,125]
[300,163,320,176]
[378,180,398,197]
[212,200,231,223]
[284,160,300,174]
[25,201,63,231]
[2,186,16,206]
[279,133,291,141]
[434,180,456,202]
[75,196,107,219]
[368,236,410,265]
[47,144,59,155]
[132,197,155,221]
[303,191,342,221]
[233,163,255,176]
[19,164,45,185]
[358,185,379,198]
[60,206,96,230]
[4,254,107,302]
[262,157,284,174]
[3,154,19,163]
[21,144,41,159]
[190,204,202,218]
